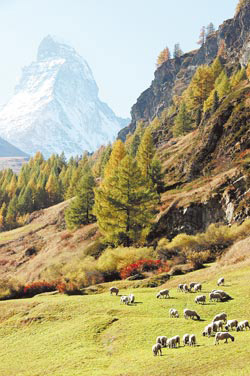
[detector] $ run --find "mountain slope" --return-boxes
[0,35,129,158]
[0,136,28,158]
[119,1,250,139]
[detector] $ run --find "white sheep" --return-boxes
[169,308,179,318]
[184,309,200,320]
[211,321,220,332]
[209,292,222,302]
[120,295,129,305]
[110,286,119,295]
[211,290,232,301]
[173,335,180,347]
[225,319,238,331]
[183,284,190,293]
[194,283,202,292]
[183,334,190,346]
[213,320,224,331]
[213,312,227,323]
[217,277,224,286]
[167,337,177,348]
[189,282,198,290]
[152,343,162,356]
[156,336,168,347]
[202,324,213,337]
[189,334,196,346]
[214,332,235,345]
[237,320,250,331]
[195,295,206,304]
[129,294,135,304]
[177,284,184,292]
[156,289,170,299]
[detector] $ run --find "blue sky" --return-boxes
[0,0,238,117]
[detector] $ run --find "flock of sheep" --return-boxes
[109,276,249,357]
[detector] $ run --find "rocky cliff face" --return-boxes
[119,2,250,140]
[0,36,129,158]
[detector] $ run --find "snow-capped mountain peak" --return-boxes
[0,35,129,158]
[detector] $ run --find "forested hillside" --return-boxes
[0,0,249,296]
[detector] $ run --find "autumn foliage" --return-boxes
[120,259,169,279]
[23,281,57,297]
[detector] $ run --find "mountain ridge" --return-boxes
[119,1,250,140]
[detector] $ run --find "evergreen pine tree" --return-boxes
[5,196,18,229]
[173,102,193,136]
[104,140,126,178]
[173,43,183,58]
[216,71,231,99]
[137,128,155,180]
[206,22,215,36]
[231,68,247,87]
[130,134,141,157]
[65,166,96,229]
[94,155,157,246]
[196,108,202,126]
[0,202,7,230]
[45,173,62,205]
[212,90,219,112]
[17,186,34,215]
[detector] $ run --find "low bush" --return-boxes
[158,219,250,259]
[23,281,57,297]
[97,246,156,274]
[120,259,169,279]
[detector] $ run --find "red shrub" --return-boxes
[120,259,169,279]
[23,281,57,297]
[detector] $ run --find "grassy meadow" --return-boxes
[0,261,249,376]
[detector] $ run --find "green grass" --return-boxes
[0,263,249,376]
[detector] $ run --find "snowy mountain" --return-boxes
[0,35,129,158]
[0,136,29,157]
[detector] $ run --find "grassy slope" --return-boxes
[0,200,100,282]
[0,260,249,376]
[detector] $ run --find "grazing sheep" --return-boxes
[214,320,224,331]
[217,277,225,286]
[156,289,170,299]
[152,343,162,356]
[195,295,206,304]
[167,337,177,348]
[110,286,119,296]
[189,282,199,291]
[129,294,135,304]
[211,321,220,332]
[184,309,200,320]
[156,336,168,347]
[194,283,202,292]
[237,320,250,331]
[209,292,222,302]
[169,308,179,318]
[213,312,227,323]
[211,290,232,301]
[202,324,213,337]
[178,284,184,292]
[173,335,180,347]
[214,332,234,345]
[189,334,196,346]
[225,319,238,331]
[183,334,190,346]
[183,284,190,293]
[120,295,129,305]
